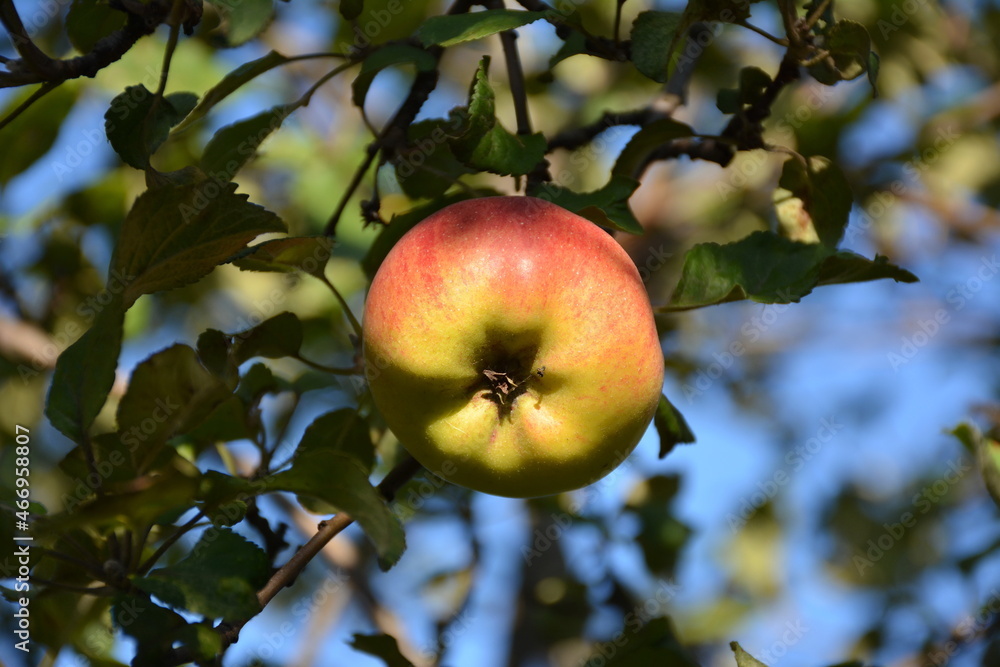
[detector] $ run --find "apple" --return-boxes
[362,196,664,498]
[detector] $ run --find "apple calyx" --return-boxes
[480,365,546,414]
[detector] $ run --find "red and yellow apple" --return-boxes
[362,196,664,498]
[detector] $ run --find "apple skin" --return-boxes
[362,196,664,498]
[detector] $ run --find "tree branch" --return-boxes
[0,0,184,89]
[157,454,425,666]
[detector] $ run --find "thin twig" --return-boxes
[318,273,364,340]
[736,19,789,46]
[136,510,205,575]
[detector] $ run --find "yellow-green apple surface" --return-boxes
[362,196,664,497]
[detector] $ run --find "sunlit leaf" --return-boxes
[730,641,770,667]
[296,409,375,473]
[416,9,546,47]
[450,57,547,176]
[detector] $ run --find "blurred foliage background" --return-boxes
[0,0,999,666]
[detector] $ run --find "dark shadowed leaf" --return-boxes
[808,20,871,85]
[0,85,78,185]
[45,301,124,443]
[231,236,335,278]
[175,50,292,133]
[116,344,233,451]
[296,409,375,473]
[267,450,405,569]
[654,395,696,458]
[630,11,684,83]
[66,0,127,52]
[229,311,303,363]
[201,103,298,180]
[395,119,472,199]
[416,9,546,47]
[134,528,269,619]
[340,0,364,20]
[663,231,917,311]
[349,633,416,667]
[113,182,286,307]
[529,175,643,234]
[105,85,197,169]
[113,595,221,664]
[815,250,919,288]
[774,155,852,248]
[584,616,699,666]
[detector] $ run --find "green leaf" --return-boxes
[663,231,917,311]
[229,311,303,364]
[200,103,298,180]
[105,85,198,169]
[630,476,691,576]
[66,0,126,53]
[353,44,438,109]
[116,344,233,452]
[450,57,547,176]
[630,11,684,83]
[231,236,335,278]
[113,595,222,664]
[235,362,289,403]
[654,395,696,458]
[416,9,547,47]
[529,175,643,234]
[297,409,375,473]
[395,119,472,199]
[612,119,694,179]
[774,155,852,248]
[209,0,275,46]
[0,85,78,185]
[175,50,292,133]
[807,20,872,85]
[815,250,919,287]
[113,182,286,307]
[267,450,405,569]
[134,528,269,619]
[350,634,416,667]
[550,29,588,67]
[730,641,770,667]
[45,301,125,442]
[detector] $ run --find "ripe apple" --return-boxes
[362,196,664,498]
